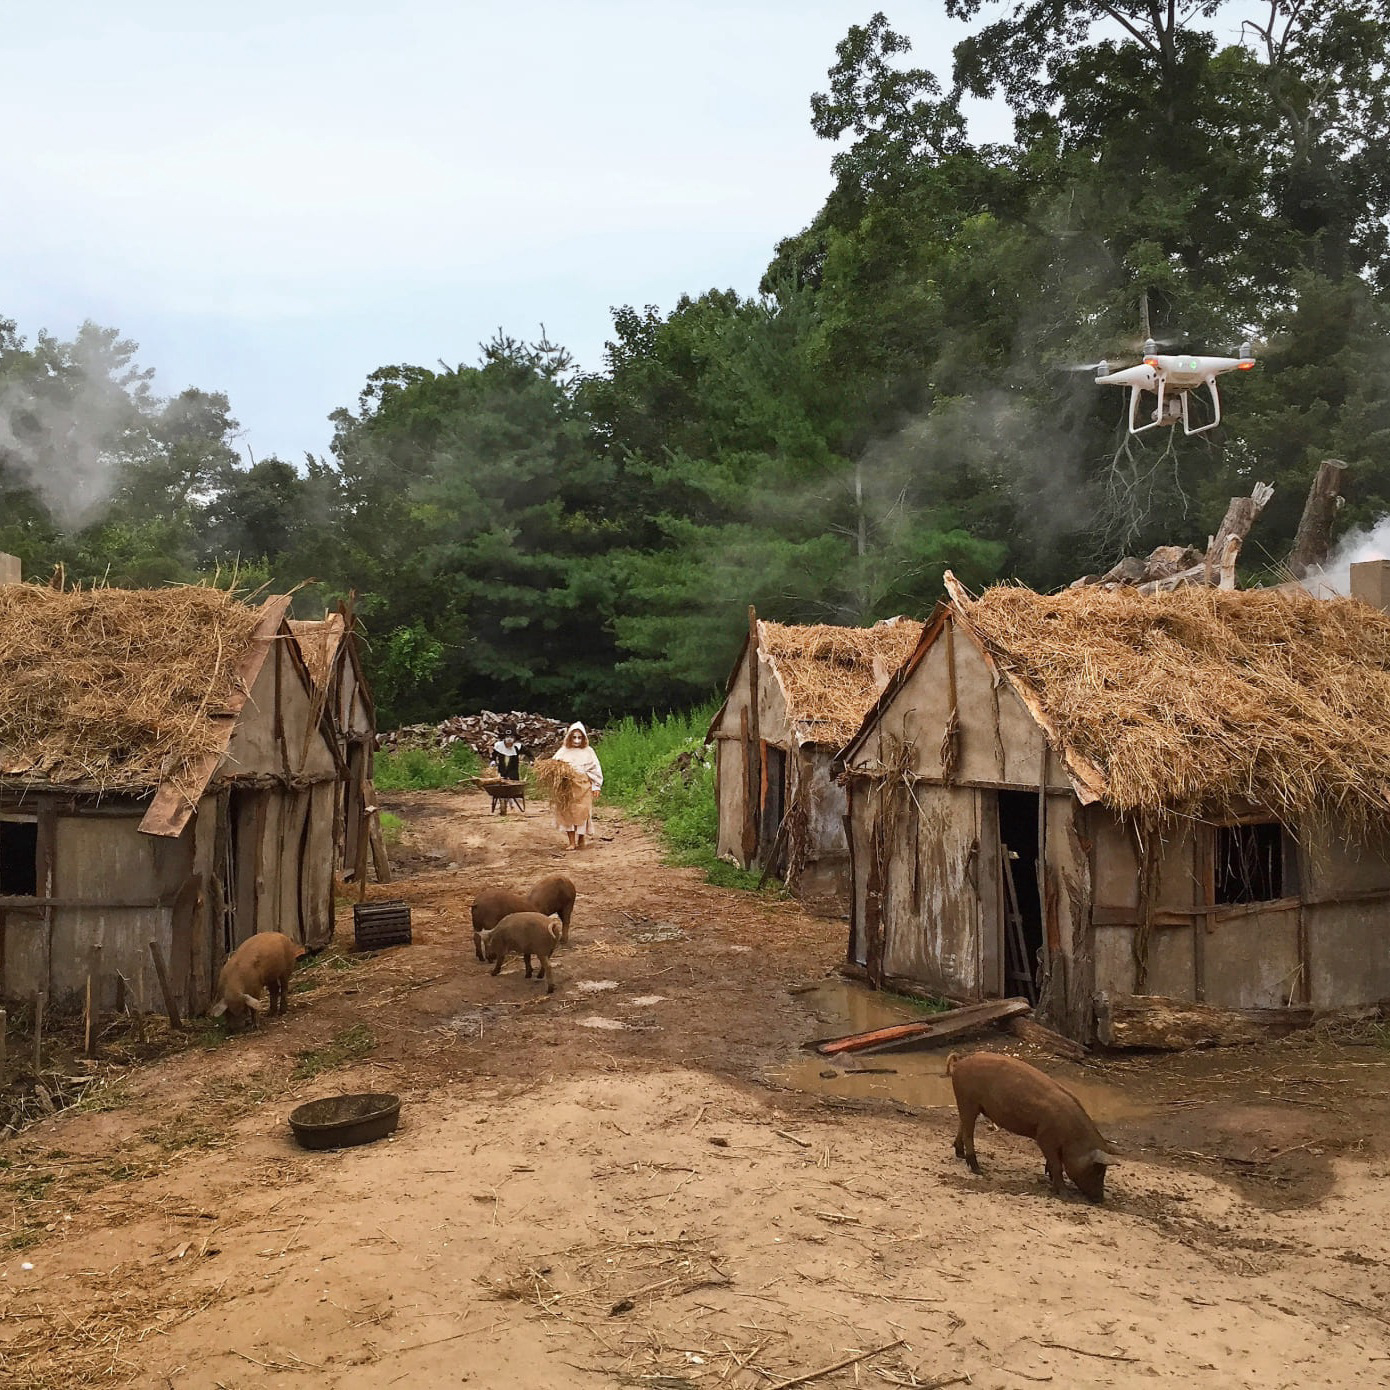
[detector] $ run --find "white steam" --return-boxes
[1301,516,1390,597]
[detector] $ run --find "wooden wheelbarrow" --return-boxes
[479,777,526,814]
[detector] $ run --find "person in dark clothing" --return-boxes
[492,726,522,781]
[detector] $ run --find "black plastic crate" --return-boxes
[353,901,412,951]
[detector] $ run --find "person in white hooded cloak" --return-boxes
[550,722,603,849]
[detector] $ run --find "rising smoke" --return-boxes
[1302,516,1390,597]
[0,326,152,529]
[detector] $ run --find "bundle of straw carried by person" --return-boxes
[533,756,591,825]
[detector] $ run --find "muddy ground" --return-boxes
[2,788,1389,1389]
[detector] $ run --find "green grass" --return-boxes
[379,810,405,845]
[292,1023,376,1081]
[599,704,776,893]
[10,1172,55,1203]
[374,742,482,791]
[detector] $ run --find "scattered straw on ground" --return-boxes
[759,618,922,746]
[960,584,1390,830]
[0,1262,232,1389]
[481,1235,730,1320]
[0,585,267,794]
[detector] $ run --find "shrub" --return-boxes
[600,703,775,893]
[374,742,481,791]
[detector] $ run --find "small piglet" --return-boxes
[947,1050,1118,1201]
[527,874,576,942]
[209,931,305,1027]
[471,887,531,961]
[479,911,563,994]
[471,876,578,959]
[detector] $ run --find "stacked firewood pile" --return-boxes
[376,710,600,759]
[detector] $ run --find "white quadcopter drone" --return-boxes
[1094,338,1256,435]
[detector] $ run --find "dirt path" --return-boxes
[2,791,1389,1389]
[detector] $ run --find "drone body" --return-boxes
[1095,338,1255,435]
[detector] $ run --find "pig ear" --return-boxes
[1090,1149,1121,1167]
[243,993,270,1013]
[209,999,227,1018]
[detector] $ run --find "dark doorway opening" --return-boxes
[998,792,1043,1005]
[0,818,39,897]
[760,746,788,876]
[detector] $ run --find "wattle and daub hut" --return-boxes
[706,611,922,913]
[837,568,1390,1043]
[289,608,377,878]
[0,567,365,1019]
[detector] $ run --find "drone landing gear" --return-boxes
[1128,376,1223,436]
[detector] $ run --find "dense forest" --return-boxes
[4,4,1389,726]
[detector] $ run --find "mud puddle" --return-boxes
[775,982,1148,1124]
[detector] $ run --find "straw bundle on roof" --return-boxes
[760,618,923,746]
[0,585,266,794]
[960,584,1390,831]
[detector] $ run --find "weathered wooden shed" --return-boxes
[838,571,1390,1044]
[0,577,344,1019]
[289,606,376,877]
[706,612,922,914]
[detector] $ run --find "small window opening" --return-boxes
[0,818,39,897]
[1215,822,1290,905]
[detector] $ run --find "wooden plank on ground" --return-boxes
[1095,992,1313,1050]
[815,997,1030,1056]
[1003,1014,1087,1060]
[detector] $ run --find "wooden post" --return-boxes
[744,605,761,866]
[0,1006,7,1075]
[85,944,101,1057]
[32,990,44,1072]
[1287,459,1348,578]
[1194,827,1211,1003]
[148,939,183,1030]
[353,781,372,901]
[365,781,392,884]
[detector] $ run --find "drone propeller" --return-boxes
[1061,359,1117,373]
[1116,333,1183,353]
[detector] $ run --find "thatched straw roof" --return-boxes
[289,614,346,690]
[0,586,268,794]
[760,617,923,746]
[958,583,1390,830]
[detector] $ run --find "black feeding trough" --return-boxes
[288,1092,401,1150]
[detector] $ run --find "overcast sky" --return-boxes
[1,2,1012,464]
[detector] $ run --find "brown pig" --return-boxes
[471,887,532,961]
[209,932,305,1028]
[947,1050,1119,1201]
[527,874,576,942]
[478,911,563,994]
